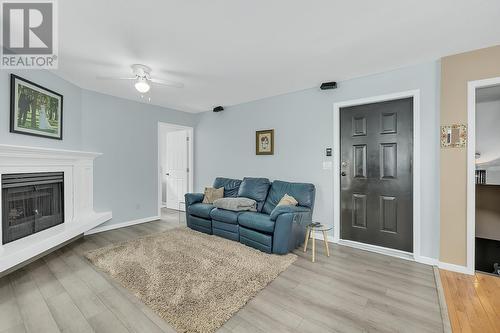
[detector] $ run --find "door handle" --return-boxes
[341,172,347,177]
[166,173,170,176]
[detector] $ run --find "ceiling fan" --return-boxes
[97,64,184,93]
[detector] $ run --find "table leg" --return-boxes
[303,226,310,252]
[312,230,315,263]
[322,230,330,257]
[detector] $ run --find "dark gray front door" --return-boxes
[340,97,413,252]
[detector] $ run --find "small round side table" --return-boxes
[304,223,332,262]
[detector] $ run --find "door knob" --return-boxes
[341,172,347,176]
[166,173,170,176]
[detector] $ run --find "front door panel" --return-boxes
[340,98,413,252]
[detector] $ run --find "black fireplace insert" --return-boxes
[2,172,64,244]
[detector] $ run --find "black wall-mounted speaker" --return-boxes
[320,81,337,90]
[213,106,224,112]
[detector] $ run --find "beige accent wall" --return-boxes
[440,45,500,266]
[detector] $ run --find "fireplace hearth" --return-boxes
[2,172,64,244]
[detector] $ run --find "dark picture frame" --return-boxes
[10,74,63,140]
[256,129,274,155]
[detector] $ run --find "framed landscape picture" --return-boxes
[10,74,63,140]
[256,129,274,155]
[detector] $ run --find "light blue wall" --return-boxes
[0,70,82,149]
[0,63,441,258]
[194,61,441,259]
[0,69,198,229]
[80,90,198,227]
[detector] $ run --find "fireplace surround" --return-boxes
[0,144,112,274]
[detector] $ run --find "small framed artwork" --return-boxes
[10,74,63,140]
[256,129,274,155]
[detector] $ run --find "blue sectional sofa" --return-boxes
[185,177,315,254]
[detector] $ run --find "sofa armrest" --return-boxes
[185,193,204,206]
[269,205,311,221]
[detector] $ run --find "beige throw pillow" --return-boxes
[202,187,224,204]
[277,194,298,206]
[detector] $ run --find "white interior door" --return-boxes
[165,130,188,211]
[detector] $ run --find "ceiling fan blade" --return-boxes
[150,78,184,88]
[96,76,136,81]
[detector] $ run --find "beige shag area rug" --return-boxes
[85,227,296,333]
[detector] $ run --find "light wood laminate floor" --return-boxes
[0,208,445,333]
[440,269,500,333]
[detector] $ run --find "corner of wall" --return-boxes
[439,45,500,267]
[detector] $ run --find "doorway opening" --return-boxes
[157,122,193,220]
[468,77,500,276]
[333,90,421,261]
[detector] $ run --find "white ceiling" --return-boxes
[55,0,500,113]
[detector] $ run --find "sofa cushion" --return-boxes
[188,203,215,219]
[239,226,272,253]
[213,227,239,242]
[238,212,275,234]
[188,215,212,235]
[262,180,315,215]
[238,177,270,212]
[213,177,242,198]
[212,220,239,233]
[210,208,241,224]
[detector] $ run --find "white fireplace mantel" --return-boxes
[0,144,112,273]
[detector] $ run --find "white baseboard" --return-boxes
[313,231,415,262]
[327,235,440,267]
[438,261,473,275]
[332,238,473,275]
[320,235,470,275]
[84,215,161,235]
[338,239,414,261]
[414,255,439,266]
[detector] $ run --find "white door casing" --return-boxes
[466,76,500,275]
[333,90,422,262]
[157,122,193,217]
[165,130,189,211]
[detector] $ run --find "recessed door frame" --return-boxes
[333,90,421,261]
[466,76,500,275]
[157,122,194,217]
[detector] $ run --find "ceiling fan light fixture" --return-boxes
[135,77,150,93]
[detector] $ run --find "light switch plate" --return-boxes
[323,161,333,170]
[440,124,467,148]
